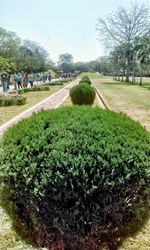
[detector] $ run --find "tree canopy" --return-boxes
[0,27,51,73]
[96,3,150,82]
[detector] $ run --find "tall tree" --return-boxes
[0,27,20,61]
[96,3,150,82]
[58,53,73,73]
[18,39,50,72]
[134,32,150,84]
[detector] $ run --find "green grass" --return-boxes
[91,75,150,132]
[79,72,104,79]
[0,85,63,126]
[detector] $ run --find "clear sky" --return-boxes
[1,0,149,63]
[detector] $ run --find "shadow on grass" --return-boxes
[0,185,150,250]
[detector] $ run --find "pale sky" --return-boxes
[1,0,149,63]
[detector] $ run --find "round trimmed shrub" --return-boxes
[81,75,90,81]
[70,83,95,105]
[0,107,150,249]
[79,79,92,85]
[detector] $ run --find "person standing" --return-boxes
[16,73,23,89]
[23,72,28,88]
[28,73,34,87]
[1,71,9,92]
[13,74,18,90]
[42,72,46,83]
[48,70,51,82]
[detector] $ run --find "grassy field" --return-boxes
[0,85,64,126]
[89,75,150,132]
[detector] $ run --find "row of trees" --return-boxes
[0,27,53,73]
[57,53,111,75]
[96,3,150,83]
[0,27,109,76]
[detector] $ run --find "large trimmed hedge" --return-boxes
[0,106,150,249]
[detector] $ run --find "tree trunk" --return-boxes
[132,67,135,84]
[140,65,143,85]
[125,66,130,82]
[125,52,130,82]
[121,72,124,82]
[118,71,121,81]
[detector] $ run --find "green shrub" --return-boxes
[0,106,150,249]
[17,86,50,94]
[70,83,95,105]
[17,89,25,94]
[79,79,92,85]
[44,82,63,86]
[14,96,26,105]
[81,75,90,81]
[0,93,26,106]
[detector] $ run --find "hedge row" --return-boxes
[70,75,95,105]
[1,106,150,248]
[43,82,63,86]
[17,86,50,94]
[79,75,92,85]
[0,93,26,106]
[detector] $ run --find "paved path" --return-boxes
[0,79,78,138]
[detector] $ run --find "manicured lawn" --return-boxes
[0,85,63,126]
[91,75,150,132]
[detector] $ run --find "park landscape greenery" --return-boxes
[0,105,150,250]
[0,2,150,250]
[0,73,150,250]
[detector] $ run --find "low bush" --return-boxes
[0,106,150,249]
[17,86,50,94]
[0,93,26,106]
[70,83,95,105]
[79,79,92,85]
[44,82,63,86]
[81,75,90,81]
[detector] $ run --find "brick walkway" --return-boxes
[0,80,78,138]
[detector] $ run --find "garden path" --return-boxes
[0,79,107,138]
[0,80,78,138]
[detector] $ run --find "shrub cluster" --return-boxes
[70,83,95,105]
[0,106,150,248]
[79,75,92,85]
[17,86,50,94]
[44,82,63,86]
[0,93,26,106]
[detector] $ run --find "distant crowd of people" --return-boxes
[0,70,52,92]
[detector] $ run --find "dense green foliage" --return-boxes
[79,75,92,85]
[81,75,90,81]
[0,93,26,106]
[0,106,150,248]
[0,56,16,73]
[79,79,92,85]
[70,83,95,105]
[0,27,51,73]
[17,86,50,94]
